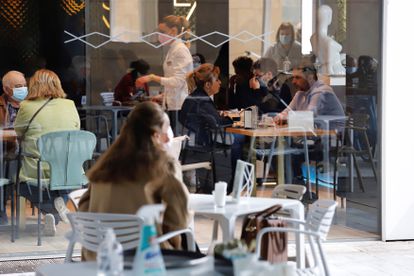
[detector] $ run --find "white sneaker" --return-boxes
[54,197,69,223]
[44,214,56,236]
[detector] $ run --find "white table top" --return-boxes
[189,194,301,219]
[188,194,305,268]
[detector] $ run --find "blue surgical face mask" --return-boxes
[12,86,28,102]
[346,67,357,74]
[253,74,266,88]
[279,34,292,45]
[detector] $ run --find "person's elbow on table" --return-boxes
[274,114,286,125]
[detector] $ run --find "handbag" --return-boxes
[240,204,287,264]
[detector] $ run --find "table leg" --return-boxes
[247,137,258,196]
[111,110,118,144]
[277,137,285,185]
[349,128,354,192]
[286,202,305,268]
[218,216,237,242]
[18,198,26,230]
[247,136,256,162]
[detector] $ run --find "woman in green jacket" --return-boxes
[15,69,80,235]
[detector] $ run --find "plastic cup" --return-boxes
[214,181,227,207]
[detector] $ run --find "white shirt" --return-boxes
[160,40,193,111]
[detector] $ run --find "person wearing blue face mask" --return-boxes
[0,70,27,224]
[250,58,292,114]
[1,70,27,128]
[264,22,302,72]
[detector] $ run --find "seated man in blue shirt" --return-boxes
[274,65,345,186]
[275,65,344,123]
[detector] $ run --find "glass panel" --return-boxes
[0,0,381,258]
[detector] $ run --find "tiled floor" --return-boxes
[326,241,414,276]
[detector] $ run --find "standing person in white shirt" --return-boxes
[136,15,193,134]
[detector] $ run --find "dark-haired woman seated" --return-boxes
[79,102,189,261]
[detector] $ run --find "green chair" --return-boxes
[15,130,96,246]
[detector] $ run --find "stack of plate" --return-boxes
[100,92,114,106]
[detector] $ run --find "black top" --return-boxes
[258,83,292,113]
[180,88,233,146]
[228,75,267,109]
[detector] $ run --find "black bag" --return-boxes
[240,204,288,264]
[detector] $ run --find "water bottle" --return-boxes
[283,57,291,73]
[97,229,113,276]
[110,240,124,276]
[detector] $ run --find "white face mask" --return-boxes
[158,34,172,45]
[163,126,174,151]
[279,34,292,45]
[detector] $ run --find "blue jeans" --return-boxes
[19,184,70,224]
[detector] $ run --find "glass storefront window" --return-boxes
[0,0,381,257]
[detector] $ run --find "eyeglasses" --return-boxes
[300,66,317,73]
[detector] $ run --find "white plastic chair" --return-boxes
[211,160,254,241]
[255,228,329,276]
[171,135,212,171]
[171,135,213,189]
[255,199,337,276]
[68,188,88,211]
[65,205,195,262]
[272,184,307,200]
[231,160,255,201]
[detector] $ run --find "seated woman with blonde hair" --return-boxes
[79,101,189,261]
[15,69,80,236]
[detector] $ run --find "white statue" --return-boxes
[310,5,345,75]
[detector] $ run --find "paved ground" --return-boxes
[325,240,414,276]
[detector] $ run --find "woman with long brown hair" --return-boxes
[79,101,189,261]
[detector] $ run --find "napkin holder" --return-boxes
[244,106,258,129]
